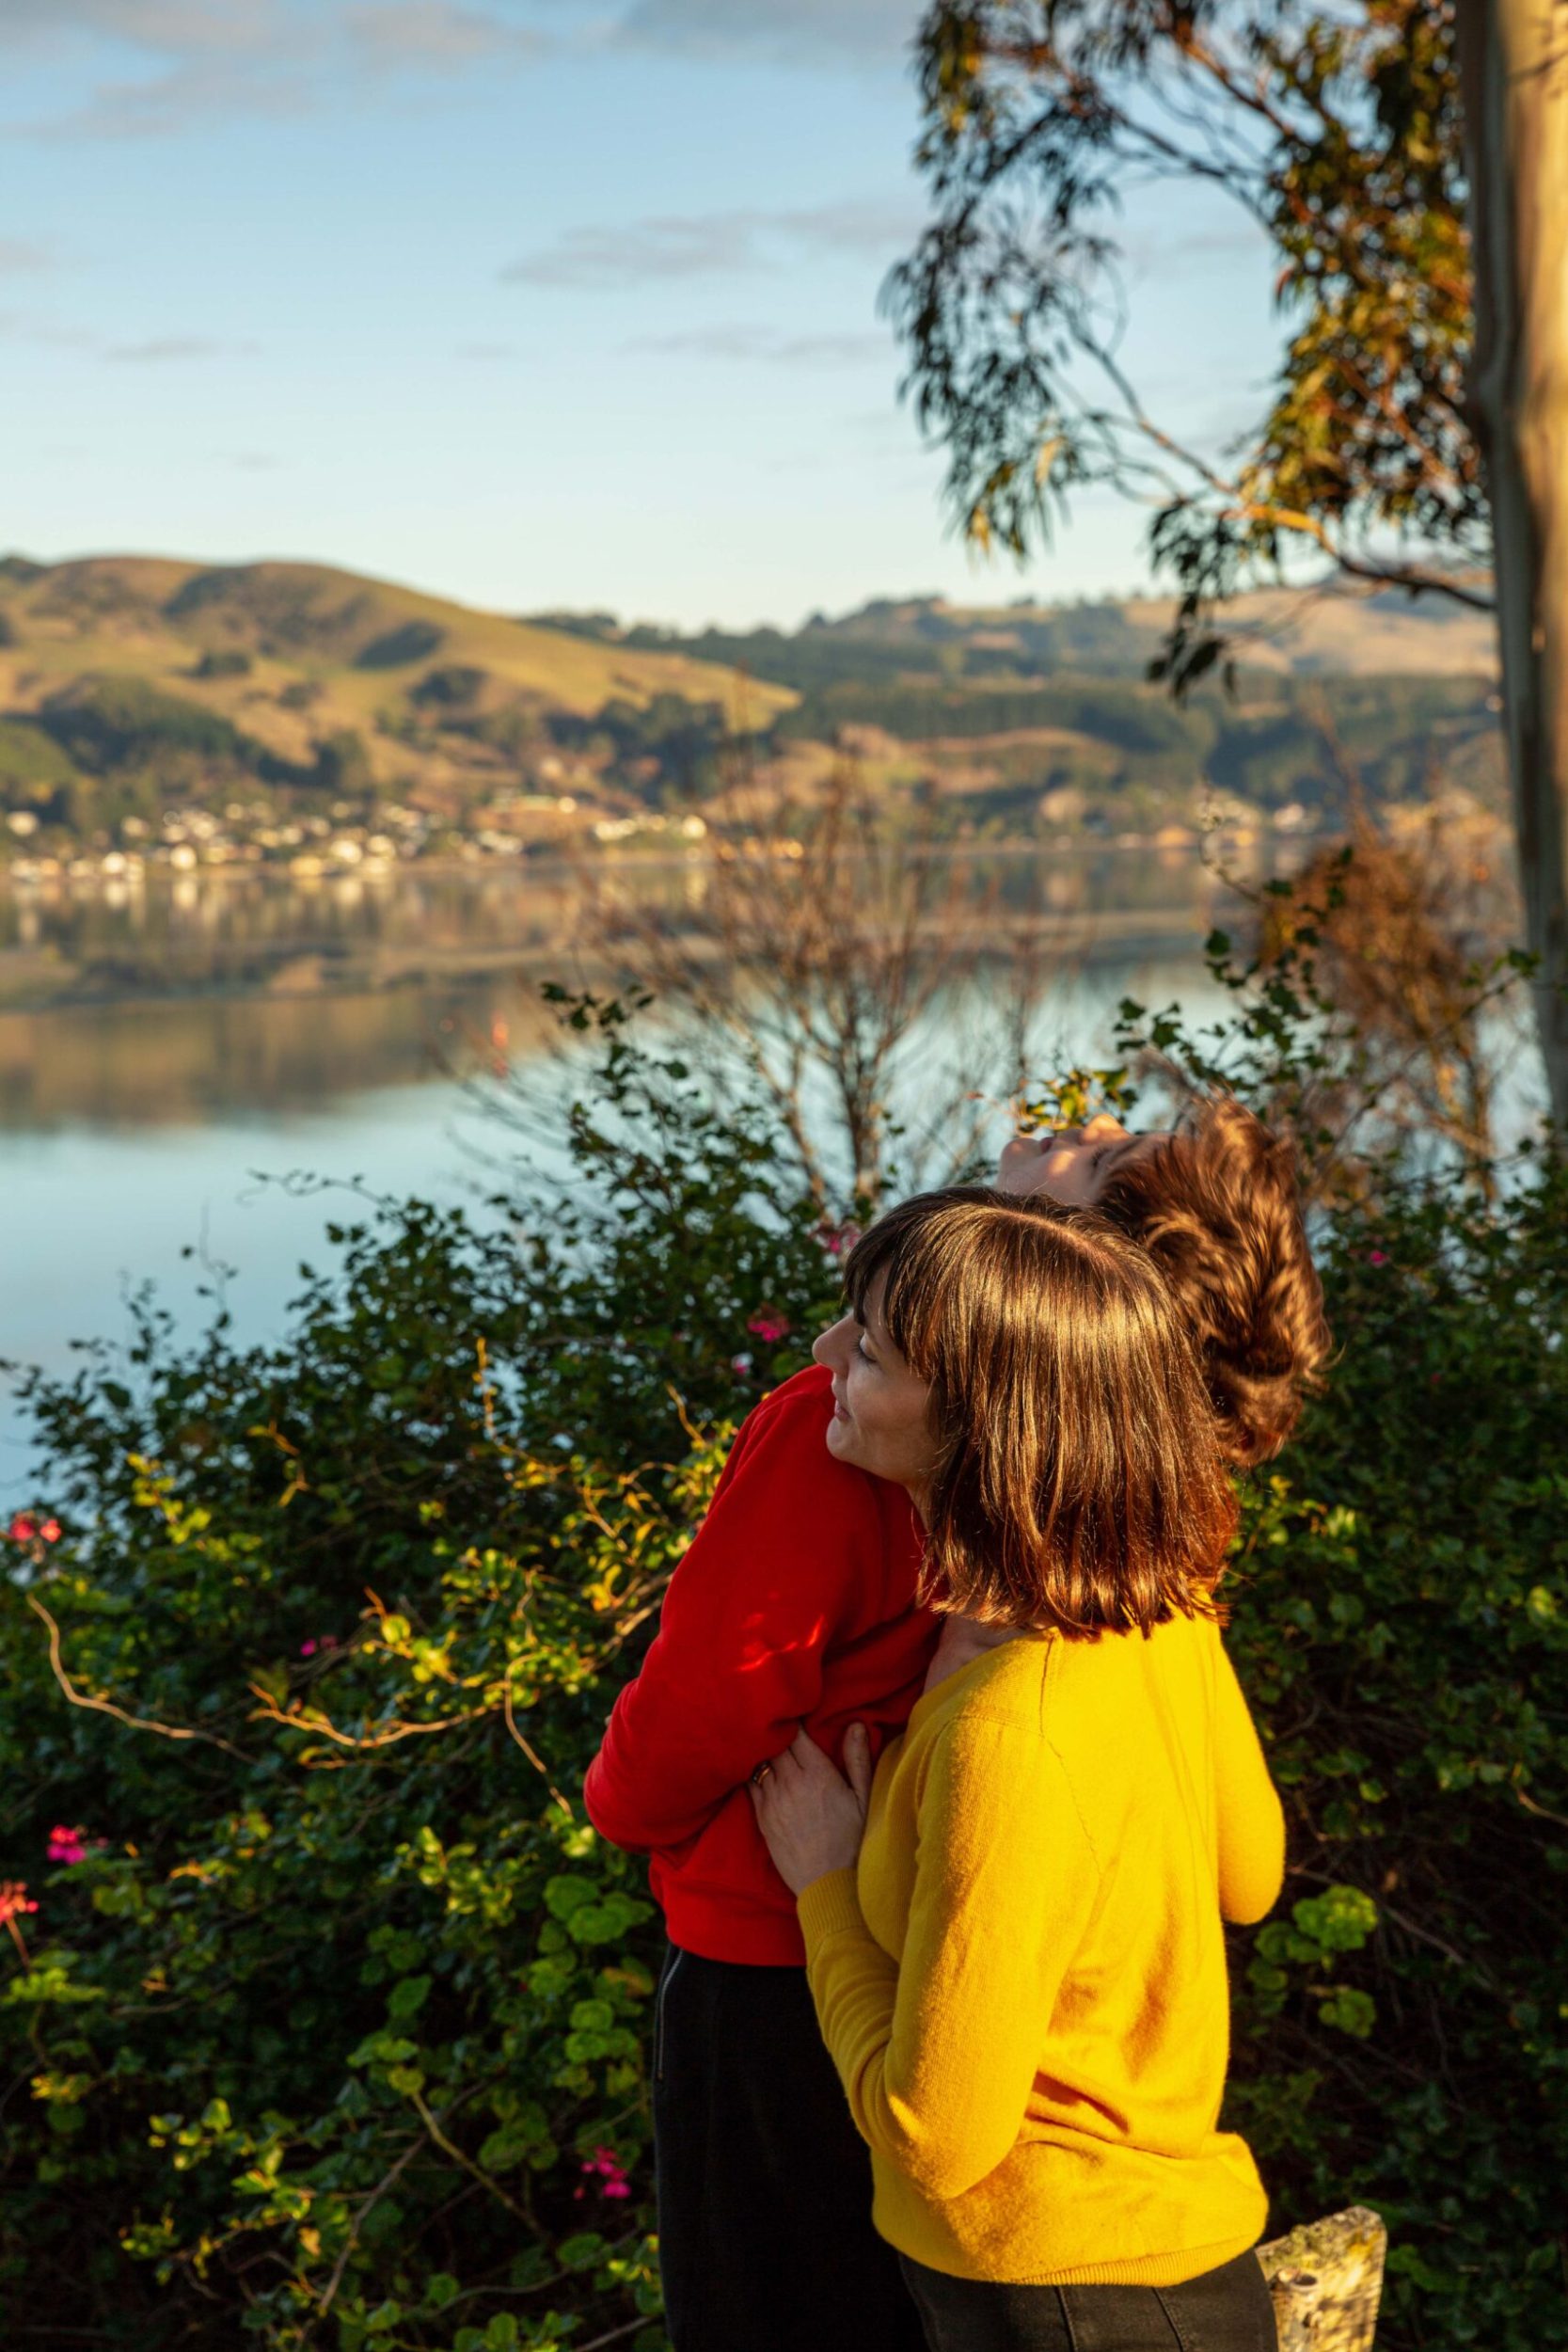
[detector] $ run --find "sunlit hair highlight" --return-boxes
[1093,1095,1331,1468]
[846,1189,1238,1638]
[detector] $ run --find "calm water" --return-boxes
[0,849,1272,1500]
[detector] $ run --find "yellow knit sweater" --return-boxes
[797,1612,1285,2287]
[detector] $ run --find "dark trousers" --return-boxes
[898,2246,1280,2352]
[652,1943,927,2352]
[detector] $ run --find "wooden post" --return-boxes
[1256,2205,1387,2351]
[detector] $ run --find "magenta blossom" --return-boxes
[730,1354,754,1378]
[47,1826,89,1867]
[747,1307,791,1344]
[573,2145,631,2203]
[1368,1250,1389,1267]
[816,1222,860,1260]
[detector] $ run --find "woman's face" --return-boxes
[813,1275,936,1504]
[995,1110,1167,1207]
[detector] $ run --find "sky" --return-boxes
[3,0,1282,630]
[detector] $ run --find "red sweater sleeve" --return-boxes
[583,1371,895,1853]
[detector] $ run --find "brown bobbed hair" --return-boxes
[845,1189,1239,1639]
[1093,1095,1332,1468]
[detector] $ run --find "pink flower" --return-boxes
[730,1354,754,1378]
[299,1635,341,1658]
[39,1519,61,1544]
[47,1827,88,1867]
[1368,1249,1389,1267]
[816,1222,860,1260]
[577,2145,631,2201]
[300,1640,318,1657]
[8,1515,36,1544]
[747,1308,791,1344]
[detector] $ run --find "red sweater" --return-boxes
[583,1366,937,1964]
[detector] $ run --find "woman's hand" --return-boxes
[748,1724,873,1898]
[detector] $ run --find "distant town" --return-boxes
[0,554,1505,901]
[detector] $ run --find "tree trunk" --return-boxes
[1455,0,1568,1128]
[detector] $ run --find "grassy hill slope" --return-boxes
[0,555,1504,863]
[0,555,794,850]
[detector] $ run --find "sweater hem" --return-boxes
[655,1896,807,1968]
[884,2225,1263,2291]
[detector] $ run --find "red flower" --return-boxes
[47,1827,88,1867]
[39,1519,61,1544]
[0,1880,38,1964]
[746,1308,791,1344]
[7,1515,36,1544]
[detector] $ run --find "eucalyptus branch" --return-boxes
[28,1596,250,1761]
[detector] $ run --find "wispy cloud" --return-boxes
[505,196,919,288]
[612,0,915,63]
[0,310,99,347]
[33,52,318,139]
[105,334,260,359]
[4,0,900,141]
[7,0,544,136]
[0,0,289,59]
[627,323,891,366]
[0,238,55,271]
[344,3,546,70]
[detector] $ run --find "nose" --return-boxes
[1082,1112,1126,1141]
[813,1314,855,1371]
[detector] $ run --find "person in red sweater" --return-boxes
[583,1098,1328,2352]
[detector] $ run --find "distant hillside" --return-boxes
[575,576,1498,689]
[546,579,1503,834]
[0,554,793,857]
[0,556,1504,866]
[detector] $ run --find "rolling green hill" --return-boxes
[0,554,793,851]
[0,555,1503,862]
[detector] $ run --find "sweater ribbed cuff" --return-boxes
[797,1867,863,1949]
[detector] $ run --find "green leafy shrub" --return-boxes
[0,1001,843,2351]
[357,622,446,671]
[39,675,252,776]
[0,986,1563,2352]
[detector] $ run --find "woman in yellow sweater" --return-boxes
[750,1186,1286,2351]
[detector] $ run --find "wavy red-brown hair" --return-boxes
[1093,1095,1331,1468]
[846,1189,1238,1638]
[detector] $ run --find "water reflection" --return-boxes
[0,848,1262,1130]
